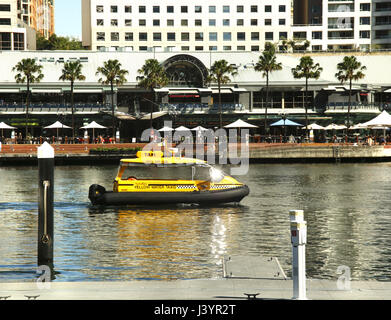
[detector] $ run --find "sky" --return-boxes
[55,0,82,39]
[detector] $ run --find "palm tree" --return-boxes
[136,59,168,128]
[291,56,323,136]
[335,56,366,129]
[12,58,44,139]
[208,60,238,129]
[255,46,282,133]
[59,61,86,141]
[96,59,129,138]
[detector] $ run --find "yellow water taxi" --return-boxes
[89,150,249,205]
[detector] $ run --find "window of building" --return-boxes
[209,46,217,51]
[96,32,105,41]
[181,19,188,26]
[209,32,218,41]
[195,32,204,41]
[265,32,273,41]
[167,6,174,13]
[265,19,272,25]
[265,5,272,13]
[0,4,11,11]
[96,5,103,13]
[195,46,203,51]
[279,32,288,40]
[181,46,190,51]
[237,5,244,13]
[223,19,230,26]
[125,32,133,41]
[181,33,190,41]
[360,30,370,38]
[360,17,370,25]
[139,46,148,51]
[223,6,230,13]
[223,32,231,41]
[209,19,216,26]
[111,32,119,41]
[195,19,202,26]
[237,32,246,41]
[279,19,285,25]
[312,45,322,51]
[279,5,286,12]
[167,33,176,41]
[312,31,322,39]
[223,46,231,51]
[251,5,258,13]
[96,19,104,26]
[251,19,258,26]
[181,6,188,13]
[167,20,174,26]
[124,6,131,13]
[139,33,148,41]
[0,32,11,50]
[251,32,260,41]
[13,33,24,50]
[111,19,118,26]
[153,19,160,26]
[153,6,160,13]
[111,6,118,13]
[139,6,146,13]
[237,46,245,51]
[209,6,216,13]
[153,33,161,41]
[251,46,260,51]
[139,19,146,26]
[195,6,202,13]
[360,3,370,11]
[125,19,132,26]
[237,19,244,26]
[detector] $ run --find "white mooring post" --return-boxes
[289,210,307,300]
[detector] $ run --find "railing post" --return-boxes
[289,210,308,300]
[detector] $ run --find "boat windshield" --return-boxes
[118,164,225,182]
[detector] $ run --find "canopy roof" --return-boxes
[175,126,190,131]
[0,121,16,129]
[362,110,391,127]
[303,123,325,130]
[324,123,347,130]
[120,151,207,166]
[158,126,174,132]
[191,126,208,131]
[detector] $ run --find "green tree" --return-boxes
[36,34,84,50]
[136,59,169,128]
[59,61,86,141]
[96,60,129,138]
[255,46,282,133]
[335,56,366,129]
[207,60,238,129]
[291,56,323,135]
[12,58,44,138]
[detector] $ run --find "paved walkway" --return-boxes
[1,278,391,300]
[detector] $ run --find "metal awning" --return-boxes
[154,88,170,93]
[211,88,233,94]
[73,89,103,93]
[31,88,62,93]
[231,87,248,92]
[169,89,199,94]
[0,88,20,93]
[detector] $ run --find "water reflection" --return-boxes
[1,163,391,281]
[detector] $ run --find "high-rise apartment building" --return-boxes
[82,0,292,52]
[0,0,54,51]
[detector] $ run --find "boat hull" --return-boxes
[89,184,249,206]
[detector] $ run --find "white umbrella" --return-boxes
[303,123,325,130]
[45,121,72,142]
[80,121,107,143]
[224,119,258,128]
[175,126,190,131]
[158,126,174,132]
[191,126,208,131]
[362,110,391,137]
[0,121,16,137]
[349,123,367,130]
[324,123,347,130]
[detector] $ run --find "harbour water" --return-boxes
[1,163,391,282]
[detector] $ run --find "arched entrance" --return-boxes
[162,54,208,88]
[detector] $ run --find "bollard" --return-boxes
[37,142,54,270]
[289,210,307,300]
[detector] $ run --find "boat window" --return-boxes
[121,166,193,180]
[209,167,225,183]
